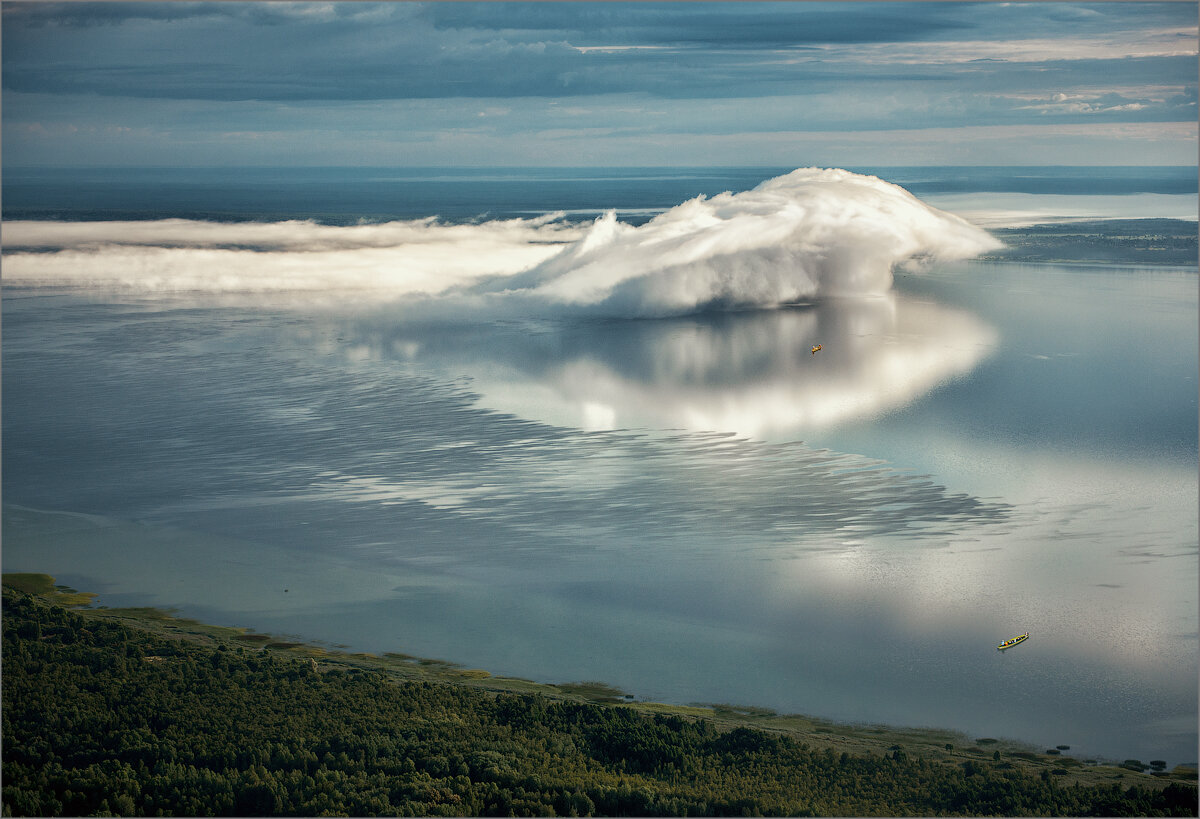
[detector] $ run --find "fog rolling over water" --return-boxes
[2,168,1000,316]
[2,166,1196,767]
[473,168,1001,314]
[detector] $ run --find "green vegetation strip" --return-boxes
[2,572,98,607]
[3,575,1196,817]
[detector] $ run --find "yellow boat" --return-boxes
[997,633,1029,650]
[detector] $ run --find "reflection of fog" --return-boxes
[335,293,996,439]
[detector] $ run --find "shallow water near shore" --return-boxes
[3,167,1197,767]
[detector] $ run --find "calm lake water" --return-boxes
[3,166,1197,766]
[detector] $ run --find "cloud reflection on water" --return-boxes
[332,292,996,440]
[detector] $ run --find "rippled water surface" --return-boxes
[3,168,1197,767]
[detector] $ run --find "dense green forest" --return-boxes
[3,586,1196,817]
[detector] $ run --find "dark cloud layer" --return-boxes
[2,2,1195,166]
[422,2,976,47]
[3,2,1196,108]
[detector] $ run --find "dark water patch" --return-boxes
[5,166,1193,224]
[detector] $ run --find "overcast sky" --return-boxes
[3,1,1196,167]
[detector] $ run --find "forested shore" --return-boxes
[3,580,1197,817]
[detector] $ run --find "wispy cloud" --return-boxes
[819,27,1198,65]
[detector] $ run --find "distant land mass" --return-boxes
[982,219,1199,267]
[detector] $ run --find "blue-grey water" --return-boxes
[4,165,1197,224]
[3,166,1197,767]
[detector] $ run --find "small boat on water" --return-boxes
[997,633,1029,650]
[811,344,822,355]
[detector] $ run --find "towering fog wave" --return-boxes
[2,168,1001,316]
[509,168,1002,316]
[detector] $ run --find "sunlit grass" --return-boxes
[3,573,96,607]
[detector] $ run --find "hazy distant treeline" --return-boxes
[3,589,1196,817]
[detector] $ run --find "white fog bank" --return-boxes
[3,168,1002,317]
[500,168,1002,315]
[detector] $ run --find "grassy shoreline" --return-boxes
[5,572,1194,793]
